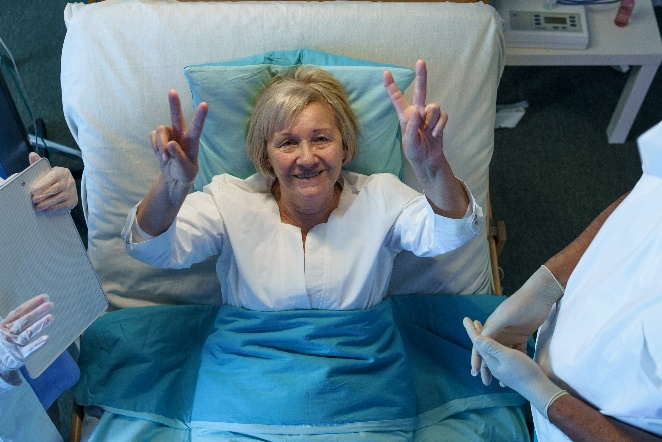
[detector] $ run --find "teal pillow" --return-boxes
[184,49,415,190]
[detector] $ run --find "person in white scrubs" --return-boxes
[1,152,79,442]
[464,121,662,441]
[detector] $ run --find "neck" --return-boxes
[272,181,341,235]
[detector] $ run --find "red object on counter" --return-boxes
[614,0,635,28]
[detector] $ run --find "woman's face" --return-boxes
[267,101,347,207]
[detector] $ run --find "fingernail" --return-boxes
[471,370,478,377]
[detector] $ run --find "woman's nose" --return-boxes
[296,142,316,165]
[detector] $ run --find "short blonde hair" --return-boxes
[247,66,359,177]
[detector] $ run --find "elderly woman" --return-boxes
[122,60,482,310]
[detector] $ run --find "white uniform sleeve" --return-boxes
[121,190,226,269]
[390,181,484,257]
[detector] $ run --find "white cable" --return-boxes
[28,134,82,159]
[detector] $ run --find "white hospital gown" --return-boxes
[533,122,662,439]
[123,171,481,310]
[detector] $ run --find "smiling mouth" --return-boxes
[295,171,322,179]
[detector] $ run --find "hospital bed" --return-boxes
[60,0,525,440]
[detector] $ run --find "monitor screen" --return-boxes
[0,67,32,179]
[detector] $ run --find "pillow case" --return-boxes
[184,49,415,190]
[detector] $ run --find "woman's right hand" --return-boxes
[150,90,208,186]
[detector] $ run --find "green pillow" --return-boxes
[184,49,415,190]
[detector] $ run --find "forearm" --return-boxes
[136,173,192,236]
[412,155,469,219]
[548,393,661,441]
[544,192,629,287]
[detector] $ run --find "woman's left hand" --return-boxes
[29,152,78,213]
[383,59,448,168]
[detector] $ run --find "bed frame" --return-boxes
[62,1,507,439]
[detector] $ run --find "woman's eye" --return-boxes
[313,136,331,145]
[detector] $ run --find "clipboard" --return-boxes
[0,158,107,377]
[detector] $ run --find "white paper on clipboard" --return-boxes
[0,158,107,378]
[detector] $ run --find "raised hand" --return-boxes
[135,91,208,236]
[383,59,448,167]
[150,90,208,186]
[383,60,468,219]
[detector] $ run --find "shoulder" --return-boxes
[205,173,272,195]
[339,171,420,213]
[341,170,413,194]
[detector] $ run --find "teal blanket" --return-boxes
[74,295,530,438]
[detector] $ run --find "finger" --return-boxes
[28,152,41,165]
[154,126,174,162]
[7,301,54,335]
[383,70,410,120]
[38,196,78,213]
[34,185,77,212]
[473,320,493,385]
[463,317,484,377]
[168,90,186,139]
[184,102,208,155]
[423,104,441,134]
[1,295,50,326]
[433,110,448,139]
[480,359,493,386]
[413,60,428,115]
[17,314,53,345]
[464,318,494,386]
[473,320,484,333]
[31,167,70,196]
[150,130,159,156]
[19,335,49,359]
[166,140,195,171]
[32,171,75,207]
[403,110,423,149]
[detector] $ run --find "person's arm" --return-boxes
[472,191,630,384]
[383,60,469,219]
[463,320,662,441]
[548,394,662,441]
[136,89,208,236]
[544,192,629,287]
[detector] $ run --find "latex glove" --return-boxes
[0,295,54,383]
[29,152,78,212]
[472,265,564,385]
[464,318,568,419]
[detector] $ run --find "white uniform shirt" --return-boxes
[533,122,662,440]
[123,171,481,311]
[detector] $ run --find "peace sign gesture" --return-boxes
[136,91,208,236]
[150,90,208,186]
[384,60,468,219]
[383,60,448,168]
